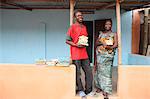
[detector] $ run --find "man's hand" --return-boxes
[77,44,86,48]
[75,44,86,48]
[66,40,86,48]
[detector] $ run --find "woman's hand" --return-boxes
[104,45,112,50]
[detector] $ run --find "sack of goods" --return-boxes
[105,39,113,45]
[77,35,88,46]
[35,59,46,65]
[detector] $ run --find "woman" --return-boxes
[94,19,118,99]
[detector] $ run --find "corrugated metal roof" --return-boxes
[0,0,150,11]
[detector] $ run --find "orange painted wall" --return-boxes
[0,64,76,99]
[0,64,150,99]
[118,65,150,99]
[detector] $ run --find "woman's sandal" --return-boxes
[103,92,109,99]
[104,98,109,99]
[96,88,102,93]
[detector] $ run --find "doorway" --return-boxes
[94,19,110,65]
[83,21,93,63]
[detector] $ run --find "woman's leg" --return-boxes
[100,56,113,99]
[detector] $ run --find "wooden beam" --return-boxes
[77,1,109,5]
[3,0,150,4]
[70,0,74,26]
[143,8,149,55]
[99,2,115,10]
[2,0,65,2]
[0,6,69,9]
[76,6,114,9]
[131,5,150,11]
[116,0,122,65]
[1,0,32,11]
[0,6,115,10]
[77,1,150,5]
[122,1,150,5]
[97,0,124,10]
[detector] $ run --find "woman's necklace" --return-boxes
[103,31,111,37]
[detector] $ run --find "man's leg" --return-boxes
[81,59,93,94]
[73,60,84,92]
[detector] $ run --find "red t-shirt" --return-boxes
[67,23,88,60]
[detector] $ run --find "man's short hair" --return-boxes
[74,10,82,17]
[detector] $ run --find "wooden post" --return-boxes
[70,0,74,25]
[149,15,150,45]
[69,0,74,63]
[116,0,122,65]
[69,0,75,96]
[142,8,149,55]
[69,0,74,64]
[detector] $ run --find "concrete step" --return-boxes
[73,94,119,99]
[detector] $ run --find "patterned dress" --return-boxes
[94,31,115,94]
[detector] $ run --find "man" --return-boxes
[66,10,93,98]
